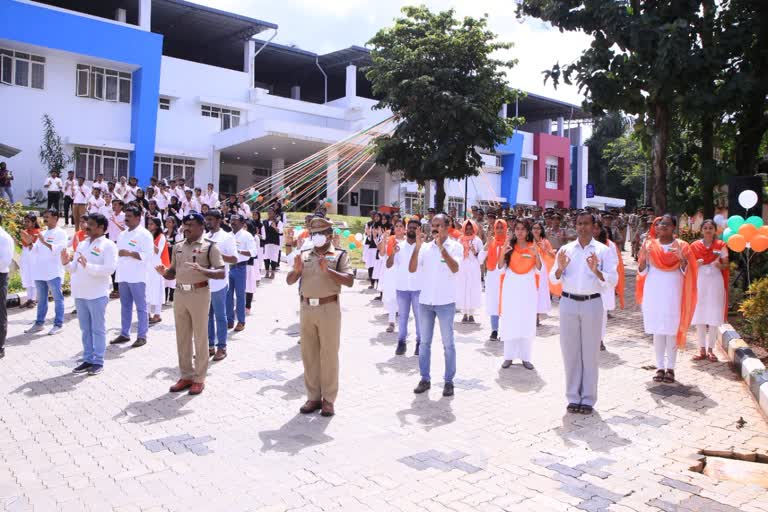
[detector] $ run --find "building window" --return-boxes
[0,49,45,89]
[447,196,465,217]
[159,97,171,110]
[403,192,420,214]
[519,159,529,179]
[75,147,130,182]
[153,156,195,185]
[76,64,131,103]
[359,187,379,217]
[495,155,503,167]
[201,104,240,130]
[545,159,558,184]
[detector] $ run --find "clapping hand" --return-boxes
[154,264,166,276]
[586,253,599,273]
[293,252,304,275]
[59,248,71,266]
[556,249,571,271]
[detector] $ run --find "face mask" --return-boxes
[311,234,327,247]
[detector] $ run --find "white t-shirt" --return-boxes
[87,195,106,214]
[44,177,63,192]
[63,178,76,198]
[73,184,90,204]
[123,186,138,203]
[207,229,237,292]
[0,227,15,273]
[416,238,464,306]
[155,190,170,210]
[91,181,109,193]
[233,228,258,264]
[115,226,154,283]
[393,239,421,292]
[31,226,68,281]
[201,191,218,208]
[107,211,126,241]
[68,235,118,300]
[114,183,127,200]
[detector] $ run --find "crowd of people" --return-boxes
[0,170,733,417]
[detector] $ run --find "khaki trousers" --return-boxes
[72,203,86,224]
[300,301,341,403]
[174,287,211,383]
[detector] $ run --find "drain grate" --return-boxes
[690,449,768,487]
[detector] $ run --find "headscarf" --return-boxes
[486,219,507,270]
[459,219,479,257]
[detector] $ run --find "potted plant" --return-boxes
[378,201,401,215]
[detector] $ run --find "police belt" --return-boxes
[300,294,338,306]
[561,291,600,302]
[176,281,208,292]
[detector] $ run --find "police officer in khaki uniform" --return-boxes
[287,217,354,417]
[156,212,224,395]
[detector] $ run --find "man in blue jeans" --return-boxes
[408,214,463,397]
[227,215,257,332]
[387,218,422,356]
[204,210,237,360]
[24,209,67,335]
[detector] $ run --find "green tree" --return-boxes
[586,111,628,194]
[39,114,75,173]
[366,6,521,212]
[602,131,650,209]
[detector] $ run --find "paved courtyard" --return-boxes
[1,255,767,512]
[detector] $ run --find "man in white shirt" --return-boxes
[63,170,76,226]
[114,176,128,201]
[155,182,171,211]
[111,205,154,348]
[107,199,126,297]
[204,210,238,360]
[0,217,15,359]
[91,173,109,194]
[87,187,106,214]
[550,211,618,415]
[387,218,422,356]
[181,189,200,216]
[124,177,139,203]
[24,209,68,335]
[237,193,251,218]
[72,176,90,228]
[174,178,189,201]
[43,170,63,212]
[227,214,257,332]
[409,214,463,397]
[61,212,118,375]
[201,183,218,208]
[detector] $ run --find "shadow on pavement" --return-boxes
[258,413,333,454]
[257,374,306,401]
[496,366,546,393]
[555,410,632,453]
[275,343,302,362]
[376,355,419,376]
[114,393,196,424]
[396,395,456,431]
[12,373,84,397]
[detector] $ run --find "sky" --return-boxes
[193,0,593,106]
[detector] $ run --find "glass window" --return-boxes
[92,67,104,100]
[0,49,44,90]
[519,159,528,179]
[159,98,170,110]
[14,58,28,87]
[76,65,89,97]
[1,52,12,85]
[30,61,44,89]
[153,156,195,186]
[202,105,241,130]
[118,75,131,103]
[105,70,118,102]
[75,146,130,182]
[75,64,130,103]
[546,163,558,183]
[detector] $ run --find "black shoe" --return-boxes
[443,382,454,397]
[0,347,4,359]
[489,330,498,341]
[600,341,606,351]
[461,314,468,323]
[73,362,92,374]
[468,315,475,323]
[87,365,103,375]
[414,343,420,356]
[110,335,131,344]
[413,380,431,394]
[373,295,382,301]
[395,342,406,356]
[131,338,147,348]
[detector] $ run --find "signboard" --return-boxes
[586,183,595,199]
[350,192,359,207]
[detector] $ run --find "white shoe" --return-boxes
[24,324,44,334]
[48,326,63,335]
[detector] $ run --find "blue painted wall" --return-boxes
[497,132,525,206]
[0,0,163,185]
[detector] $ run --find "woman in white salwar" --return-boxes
[245,216,262,315]
[456,220,484,323]
[146,217,169,325]
[20,214,40,309]
[484,219,507,340]
[531,221,552,321]
[379,220,404,333]
[499,219,542,370]
[690,220,728,362]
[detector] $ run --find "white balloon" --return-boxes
[738,190,758,209]
[354,233,363,242]
[713,214,726,227]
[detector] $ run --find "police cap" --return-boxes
[309,217,333,233]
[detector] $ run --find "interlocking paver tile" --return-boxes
[2,254,766,511]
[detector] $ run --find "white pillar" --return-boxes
[290,86,301,100]
[499,103,508,119]
[557,116,564,137]
[244,40,256,87]
[210,148,221,192]
[544,119,552,135]
[345,64,357,100]
[326,153,338,214]
[139,0,151,30]
[271,158,285,199]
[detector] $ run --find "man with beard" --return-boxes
[387,218,422,356]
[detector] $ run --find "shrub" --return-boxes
[0,198,28,242]
[739,276,768,344]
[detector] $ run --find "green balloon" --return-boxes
[727,215,745,231]
[746,216,764,229]
[348,243,356,250]
[342,229,351,238]
[333,228,341,234]
[722,227,733,241]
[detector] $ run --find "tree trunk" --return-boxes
[651,102,670,215]
[434,178,446,213]
[734,106,768,176]
[700,117,716,219]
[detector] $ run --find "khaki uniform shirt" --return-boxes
[169,236,224,285]
[300,246,353,298]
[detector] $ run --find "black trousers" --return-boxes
[47,191,61,212]
[63,195,73,225]
[0,273,7,350]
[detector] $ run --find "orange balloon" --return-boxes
[347,234,356,242]
[355,240,363,248]
[727,233,747,252]
[738,223,758,241]
[760,226,768,236]
[751,234,768,253]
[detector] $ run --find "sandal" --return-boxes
[567,403,580,413]
[653,369,665,382]
[663,370,675,383]
[692,352,707,361]
[578,404,593,415]
[707,352,718,363]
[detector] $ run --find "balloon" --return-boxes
[738,190,758,209]
[727,234,747,252]
[253,190,260,197]
[257,195,263,202]
[279,186,284,190]
[713,214,726,228]
[348,243,356,250]
[294,227,303,235]
[325,197,333,204]
[760,226,768,236]
[746,216,764,229]
[727,215,745,231]
[751,235,768,253]
[738,223,758,241]
[355,240,363,248]
[347,234,356,242]
[333,228,341,234]
[342,230,350,238]
[354,233,363,242]
[722,228,733,241]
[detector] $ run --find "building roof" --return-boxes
[510,91,590,122]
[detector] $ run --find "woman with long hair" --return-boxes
[637,214,697,383]
[244,210,263,314]
[364,212,382,289]
[146,217,169,324]
[379,220,405,332]
[531,221,553,321]
[20,213,41,308]
[163,216,179,304]
[456,219,484,323]
[593,219,624,350]
[483,219,507,340]
[499,219,542,370]
[690,219,728,362]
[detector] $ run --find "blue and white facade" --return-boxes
[0,0,621,214]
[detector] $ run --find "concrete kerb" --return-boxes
[718,324,768,418]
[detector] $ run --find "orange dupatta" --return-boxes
[448,227,462,240]
[499,245,539,314]
[690,239,729,321]
[486,219,507,270]
[21,228,40,249]
[537,238,562,297]
[385,235,399,257]
[636,236,698,349]
[72,230,87,251]
[610,240,625,309]
[459,220,479,258]
[155,234,171,268]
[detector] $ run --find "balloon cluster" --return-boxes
[323,197,333,209]
[247,188,263,203]
[339,229,363,250]
[722,215,768,253]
